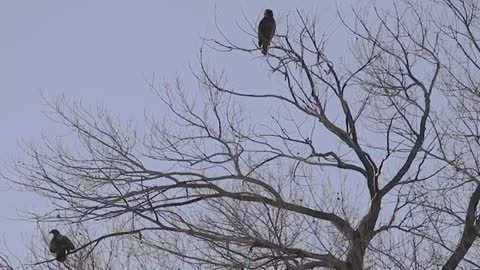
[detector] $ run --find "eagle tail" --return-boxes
[261,44,268,55]
[56,249,67,262]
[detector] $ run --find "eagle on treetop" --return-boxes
[258,9,276,55]
[49,229,75,262]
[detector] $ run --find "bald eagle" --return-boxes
[258,9,276,55]
[49,229,75,262]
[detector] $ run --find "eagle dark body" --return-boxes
[258,9,276,55]
[49,229,75,262]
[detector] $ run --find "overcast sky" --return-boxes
[0,0,360,260]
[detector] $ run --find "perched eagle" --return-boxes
[258,9,276,55]
[49,229,75,262]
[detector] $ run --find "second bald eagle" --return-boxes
[258,9,276,55]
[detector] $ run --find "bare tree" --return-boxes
[3,1,480,269]
[421,1,480,269]
[0,253,15,270]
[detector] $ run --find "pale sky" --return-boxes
[0,0,356,261]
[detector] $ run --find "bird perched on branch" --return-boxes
[258,9,276,55]
[49,229,75,262]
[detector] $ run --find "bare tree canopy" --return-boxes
[3,1,480,269]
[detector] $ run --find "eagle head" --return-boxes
[264,9,273,17]
[49,229,60,235]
